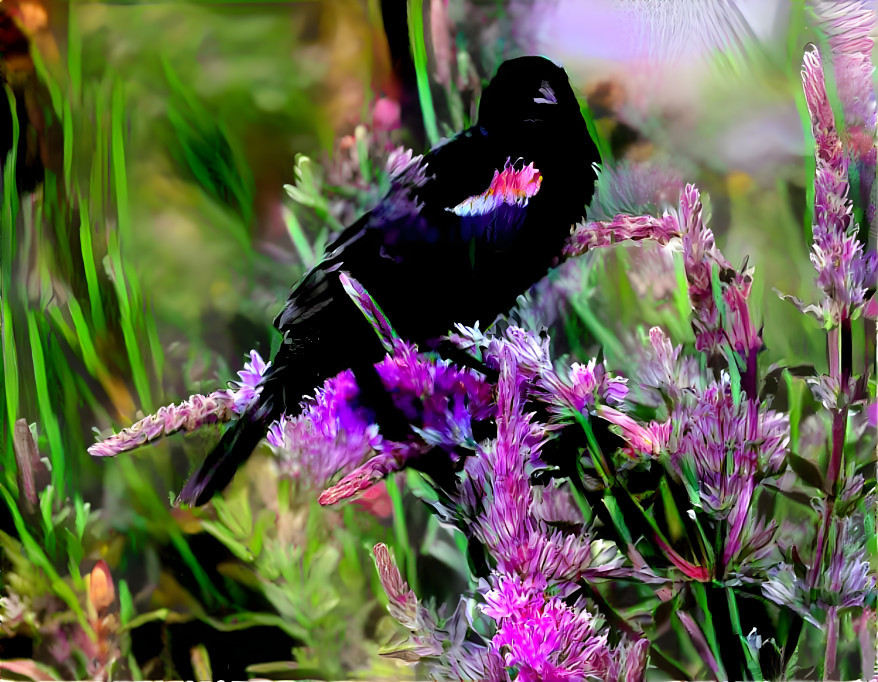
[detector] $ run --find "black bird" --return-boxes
[179,55,600,506]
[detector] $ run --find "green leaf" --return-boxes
[385,476,417,594]
[40,484,56,543]
[205,610,309,642]
[64,528,84,580]
[27,314,66,496]
[118,579,135,626]
[119,608,172,633]
[406,0,439,145]
[690,582,727,679]
[200,520,256,562]
[190,643,212,682]
[762,482,815,507]
[787,452,825,490]
[283,205,317,270]
[74,495,90,541]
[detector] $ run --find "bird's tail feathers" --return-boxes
[177,394,280,507]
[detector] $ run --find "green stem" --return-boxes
[406,0,439,145]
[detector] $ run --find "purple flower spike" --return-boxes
[88,392,237,458]
[487,585,614,682]
[372,543,444,657]
[228,350,271,414]
[639,326,702,401]
[802,45,877,324]
[763,516,875,625]
[535,359,629,420]
[339,272,400,352]
[375,340,495,448]
[90,349,271,458]
[564,213,680,258]
[813,1,877,221]
[679,184,762,360]
[669,379,789,572]
[318,450,409,506]
[597,405,670,458]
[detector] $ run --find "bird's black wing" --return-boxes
[271,127,523,342]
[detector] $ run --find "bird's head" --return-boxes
[477,56,586,139]
[476,56,597,222]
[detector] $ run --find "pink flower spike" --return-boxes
[372,543,443,656]
[228,350,271,414]
[564,213,680,257]
[318,446,420,505]
[339,272,400,352]
[88,391,237,457]
[801,44,876,324]
[597,405,667,456]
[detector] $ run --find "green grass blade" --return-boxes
[63,100,73,192]
[77,193,106,331]
[1,84,20,471]
[407,0,439,145]
[384,475,418,595]
[66,296,102,376]
[579,98,612,165]
[26,312,66,497]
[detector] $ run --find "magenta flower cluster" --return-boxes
[366,335,648,681]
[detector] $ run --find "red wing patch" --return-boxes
[450,160,542,217]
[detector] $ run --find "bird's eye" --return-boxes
[533,80,557,105]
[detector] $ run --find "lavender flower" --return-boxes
[374,340,495,451]
[678,184,761,361]
[763,515,876,625]
[801,45,877,325]
[318,340,493,505]
[318,450,413,507]
[564,213,680,257]
[669,377,789,571]
[813,1,876,135]
[486,577,613,682]
[372,543,443,657]
[89,350,271,458]
[565,185,762,386]
[87,392,238,458]
[228,350,271,413]
[264,370,380,490]
[638,326,703,403]
[465,347,624,679]
[372,543,502,678]
[597,406,670,458]
[535,358,629,421]
[812,0,877,227]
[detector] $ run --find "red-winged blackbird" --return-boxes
[179,55,600,506]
